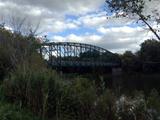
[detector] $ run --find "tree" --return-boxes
[121,51,142,71]
[79,50,100,60]
[105,0,160,40]
[0,27,41,79]
[139,39,160,62]
[101,52,121,63]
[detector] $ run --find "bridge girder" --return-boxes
[40,42,119,68]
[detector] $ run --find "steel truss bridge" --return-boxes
[40,42,120,71]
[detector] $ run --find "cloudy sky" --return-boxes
[0,0,160,53]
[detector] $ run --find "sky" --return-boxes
[0,0,160,53]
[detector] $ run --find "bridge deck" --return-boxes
[50,61,120,67]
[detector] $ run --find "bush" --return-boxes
[0,28,40,80]
[0,101,40,120]
[2,61,59,118]
[95,89,117,120]
[147,89,160,119]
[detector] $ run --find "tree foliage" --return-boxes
[0,27,41,79]
[105,0,160,40]
[140,39,160,62]
[121,51,141,72]
[121,39,160,72]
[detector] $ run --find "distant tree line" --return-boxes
[58,49,121,65]
[77,39,160,73]
[54,39,160,73]
[121,39,160,73]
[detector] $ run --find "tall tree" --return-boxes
[105,0,160,40]
[140,39,160,62]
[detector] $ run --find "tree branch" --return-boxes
[138,14,160,40]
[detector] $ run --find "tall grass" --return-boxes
[0,101,41,120]
[2,64,160,120]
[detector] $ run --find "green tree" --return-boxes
[0,27,41,79]
[101,52,121,63]
[121,51,141,71]
[80,50,100,60]
[139,39,160,62]
[139,39,160,72]
[105,0,160,40]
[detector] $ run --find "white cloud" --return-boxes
[40,19,79,33]
[26,7,43,16]
[51,25,157,53]
[51,34,102,45]
[75,11,136,28]
[1,0,105,16]
[53,35,66,42]
[79,12,107,27]
[0,0,104,33]
[97,27,108,34]
[0,0,160,53]
[96,26,155,53]
[98,26,144,34]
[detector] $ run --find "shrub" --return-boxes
[95,89,117,120]
[0,101,40,120]
[2,60,60,119]
[147,89,160,119]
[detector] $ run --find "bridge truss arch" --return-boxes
[40,42,120,68]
